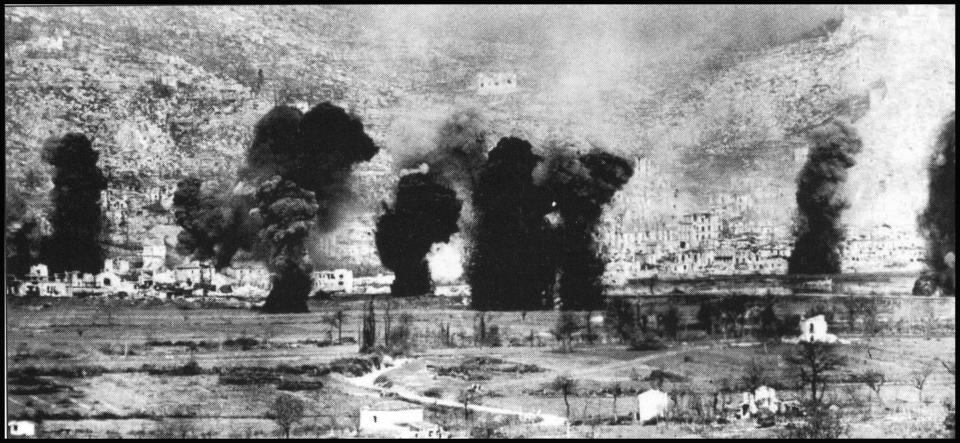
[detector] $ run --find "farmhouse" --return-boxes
[636,389,670,424]
[358,401,444,438]
[738,385,779,418]
[798,314,839,343]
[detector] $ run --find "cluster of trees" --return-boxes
[601,293,887,348]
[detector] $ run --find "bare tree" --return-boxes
[741,358,769,392]
[324,310,345,343]
[609,382,623,423]
[786,341,845,405]
[551,375,578,421]
[552,312,582,353]
[269,393,305,438]
[860,369,886,405]
[911,360,936,402]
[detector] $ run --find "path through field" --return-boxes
[344,357,569,426]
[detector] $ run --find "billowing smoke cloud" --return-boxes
[243,103,379,231]
[918,112,956,294]
[42,133,108,274]
[375,172,461,297]
[255,177,318,313]
[788,120,863,275]
[393,109,488,238]
[470,137,557,311]
[235,103,379,311]
[172,177,261,270]
[537,142,634,311]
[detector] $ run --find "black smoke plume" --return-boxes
[172,177,261,270]
[539,146,634,311]
[394,110,489,255]
[375,173,461,297]
[256,177,319,313]
[240,102,378,312]
[5,218,45,278]
[244,103,380,231]
[918,112,956,294]
[470,137,557,311]
[788,120,863,275]
[42,133,108,274]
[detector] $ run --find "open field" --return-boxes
[7,294,956,438]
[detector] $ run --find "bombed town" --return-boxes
[4,4,956,439]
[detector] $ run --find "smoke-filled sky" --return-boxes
[367,5,954,234]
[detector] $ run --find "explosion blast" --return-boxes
[375,172,461,297]
[918,111,956,294]
[470,137,557,311]
[788,120,863,275]
[240,103,379,312]
[540,147,634,311]
[43,133,108,274]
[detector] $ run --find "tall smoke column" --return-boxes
[242,103,379,311]
[256,177,319,313]
[470,137,557,311]
[539,146,634,311]
[918,112,956,294]
[172,177,261,270]
[788,120,863,275]
[42,133,108,274]
[375,172,461,297]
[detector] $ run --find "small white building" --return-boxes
[798,315,838,343]
[314,269,354,294]
[636,389,670,424]
[739,385,779,418]
[28,264,49,280]
[476,72,518,95]
[104,258,131,275]
[142,241,167,271]
[8,420,37,437]
[359,401,435,437]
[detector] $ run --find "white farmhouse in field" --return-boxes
[797,315,839,343]
[636,389,670,424]
[738,385,779,418]
[359,401,444,438]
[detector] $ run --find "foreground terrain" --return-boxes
[6,294,956,438]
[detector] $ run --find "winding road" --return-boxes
[344,358,569,427]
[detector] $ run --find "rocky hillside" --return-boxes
[5,5,954,258]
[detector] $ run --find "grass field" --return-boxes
[6,294,956,438]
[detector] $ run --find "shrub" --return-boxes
[629,332,666,351]
[423,387,443,398]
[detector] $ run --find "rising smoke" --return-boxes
[375,172,461,297]
[172,177,261,270]
[470,137,557,311]
[255,177,318,313]
[537,143,635,311]
[239,102,379,312]
[42,133,108,274]
[918,112,956,294]
[788,120,863,275]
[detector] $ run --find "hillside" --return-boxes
[5,5,954,264]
